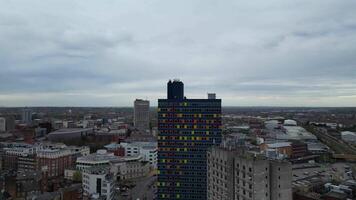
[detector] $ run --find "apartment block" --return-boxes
[207,146,292,200]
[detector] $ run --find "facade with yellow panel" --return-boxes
[157,80,222,200]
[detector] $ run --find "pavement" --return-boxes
[118,175,157,200]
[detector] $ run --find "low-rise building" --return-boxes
[82,166,115,200]
[341,131,356,143]
[15,170,44,199]
[76,150,121,171]
[115,156,150,180]
[1,142,89,174]
[105,141,157,168]
[104,143,125,156]
[260,142,292,158]
[47,128,94,142]
[2,146,36,171]
[26,183,83,200]
[290,141,308,158]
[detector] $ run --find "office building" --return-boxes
[36,148,73,177]
[82,166,115,200]
[18,153,37,172]
[157,80,222,200]
[207,145,292,200]
[2,146,36,171]
[22,108,32,124]
[5,116,15,131]
[0,117,5,132]
[134,99,150,131]
[1,143,89,175]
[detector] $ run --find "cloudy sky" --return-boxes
[1,0,356,107]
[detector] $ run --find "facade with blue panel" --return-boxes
[157,80,222,200]
[167,79,184,100]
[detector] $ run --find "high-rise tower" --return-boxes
[157,80,222,200]
[167,79,184,100]
[22,108,32,124]
[134,99,150,131]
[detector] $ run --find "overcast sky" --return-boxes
[1,0,356,107]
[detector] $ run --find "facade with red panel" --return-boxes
[36,149,73,177]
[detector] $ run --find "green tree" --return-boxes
[73,171,82,182]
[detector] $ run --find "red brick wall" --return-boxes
[36,155,73,177]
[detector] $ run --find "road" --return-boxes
[131,175,157,200]
[118,175,157,200]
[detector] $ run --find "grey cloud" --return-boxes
[0,0,356,106]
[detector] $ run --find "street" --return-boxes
[117,175,157,200]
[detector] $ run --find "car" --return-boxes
[121,193,129,197]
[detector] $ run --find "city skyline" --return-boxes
[1,1,356,107]
[1,1,356,200]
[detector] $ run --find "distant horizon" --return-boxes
[1,91,356,107]
[1,105,356,109]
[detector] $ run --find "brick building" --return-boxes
[36,148,73,177]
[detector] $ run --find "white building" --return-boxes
[280,126,317,141]
[134,99,150,131]
[0,117,6,132]
[63,121,76,128]
[76,150,121,171]
[114,155,150,180]
[52,120,64,130]
[284,119,297,126]
[106,141,157,168]
[82,166,115,200]
[341,131,356,143]
[3,146,36,156]
[68,145,90,156]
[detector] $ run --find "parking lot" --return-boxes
[292,162,355,182]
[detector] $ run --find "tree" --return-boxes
[73,171,82,182]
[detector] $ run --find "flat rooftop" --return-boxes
[49,128,93,135]
[276,126,317,140]
[77,151,142,163]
